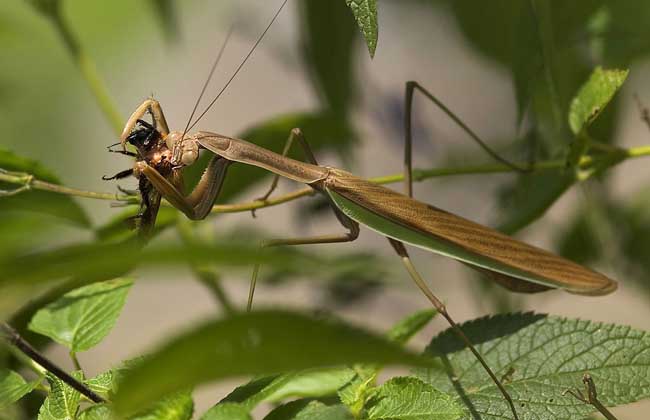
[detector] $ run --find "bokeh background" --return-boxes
[2,0,650,418]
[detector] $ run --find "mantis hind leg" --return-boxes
[402,81,529,195]
[247,129,360,311]
[389,81,521,419]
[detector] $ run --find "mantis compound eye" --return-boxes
[165,131,183,150]
[180,141,199,166]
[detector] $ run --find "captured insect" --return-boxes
[105,2,617,419]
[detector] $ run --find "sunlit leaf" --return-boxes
[415,313,650,420]
[568,67,628,135]
[200,402,251,420]
[129,391,194,420]
[566,67,628,168]
[112,310,430,415]
[220,368,356,412]
[0,149,90,227]
[264,400,353,420]
[340,309,437,416]
[85,370,113,400]
[387,308,437,345]
[78,405,113,420]
[344,0,378,57]
[365,377,463,420]
[38,372,83,420]
[0,369,39,408]
[29,279,133,352]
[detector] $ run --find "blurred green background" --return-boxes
[2,0,650,417]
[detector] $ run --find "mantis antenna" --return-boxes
[180,26,234,144]
[187,0,289,131]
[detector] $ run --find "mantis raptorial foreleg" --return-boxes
[247,129,360,310]
[136,156,231,220]
[120,98,170,147]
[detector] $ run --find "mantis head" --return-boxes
[166,131,199,167]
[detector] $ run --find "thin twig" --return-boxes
[0,322,105,404]
[564,373,618,420]
[1,146,649,215]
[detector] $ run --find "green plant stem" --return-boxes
[70,351,82,372]
[50,4,123,135]
[1,146,649,214]
[176,220,236,314]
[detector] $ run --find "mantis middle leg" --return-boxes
[247,128,360,310]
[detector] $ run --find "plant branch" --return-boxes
[0,322,105,404]
[1,146,649,214]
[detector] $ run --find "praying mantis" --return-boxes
[105,3,617,419]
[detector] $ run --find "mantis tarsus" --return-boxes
[106,3,617,419]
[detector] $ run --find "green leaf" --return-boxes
[80,393,193,420]
[0,369,38,407]
[339,309,439,415]
[149,0,178,42]
[85,370,113,399]
[29,279,133,352]
[262,369,357,404]
[387,309,437,345]
[38,372,83,420]
[222,368,356,411]
[0,239,314,310]
[344,0,378,57]
[129,391,194,420]
[566,67,628,168]
[112,310,429,415]
[300,3,358,116]
[365,377,463,420]
[78,405,114,420]
[0,149,90,227]
[497,169,576,234]
[337,366,376,416]
[200,402,251,420]
[95,206,178,243]
[25,0,60,17]
[415,313,650,420]
[568,67,628,135]
[218,375,279,410]
[264,400,353,420]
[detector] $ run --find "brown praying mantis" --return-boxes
[104,3,617,419]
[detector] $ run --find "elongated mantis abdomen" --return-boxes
[323,168,616,296]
